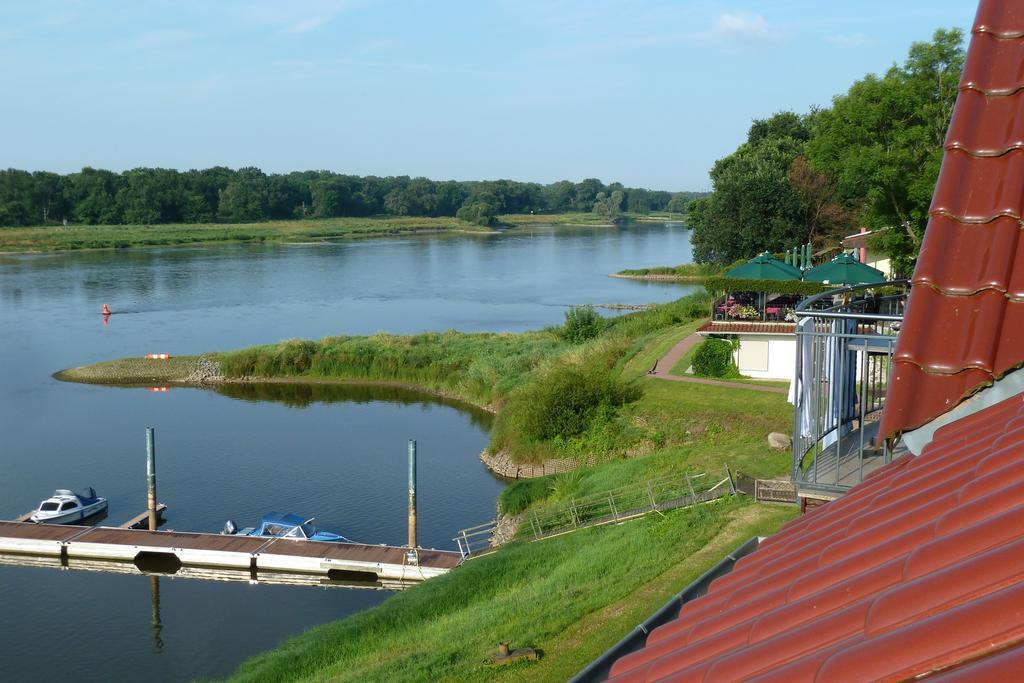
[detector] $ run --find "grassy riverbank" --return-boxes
[230,499,795,683]
[0,212,656,253]
[57,296,797,681]
[221,318,794,681]
[57,295,715,462]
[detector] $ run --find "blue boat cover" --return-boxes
[251,512,349,542]
[260,512,306,527]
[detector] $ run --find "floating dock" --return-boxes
[0,521,461,586]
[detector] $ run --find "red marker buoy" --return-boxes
[102,304,111,315]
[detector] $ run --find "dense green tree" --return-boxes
[648,190,673,211]
[67,168,124,225]
[31,171,70,223]
[218,167,271,222]
[266,174,307,219]
[592,190,624,222]
[748,111,810,145]
[181,167,231,222]
[0,169,35,226]
[433,180,466,216]
[311,176,356,217]
[116,168,186,224]
[626,188,650,214]
[573,178,604,211]
[806,28,964,274]
[0,166,686,227]
[689,113,809,263]
[543,180,575,212]
[666,192,700,214]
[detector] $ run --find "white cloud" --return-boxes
[706,12,782,44]
[240,0,360,36]
[825,33,872,47]
[283,16,331,34]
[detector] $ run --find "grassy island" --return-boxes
[612,262,726,283]
[57,295,797,680]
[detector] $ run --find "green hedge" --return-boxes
[691,338,739,378]
[703,276,829,296]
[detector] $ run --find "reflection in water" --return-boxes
[150,576,163,652]
[213,382,494,431]
[0,553,416,591]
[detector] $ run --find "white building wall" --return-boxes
[733,334,796,381]
[865,248,892,278]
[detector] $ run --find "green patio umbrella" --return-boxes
[802,253,885,285]
[725,251,802,280]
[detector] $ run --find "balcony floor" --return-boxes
[797,421,908,493]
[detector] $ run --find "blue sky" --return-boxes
[0,1,973,190]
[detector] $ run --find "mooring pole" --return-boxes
[408,439,418,550]
[146,427,158,531]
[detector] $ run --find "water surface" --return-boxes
[0,222,693,680]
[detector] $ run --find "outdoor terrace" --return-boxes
[711,292,801,323]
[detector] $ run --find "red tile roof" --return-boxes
[698,321,795,335]
[878,0,1024,439]
[840,228,888,250]
[604,392,1024,681]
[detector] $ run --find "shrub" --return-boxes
[560,305,606,343]
[691,338,738,378]
[495,361,642,447]
[456,202,496,226]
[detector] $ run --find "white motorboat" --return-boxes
[30,488,108,524]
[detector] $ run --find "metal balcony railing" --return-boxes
[791,281,909,494]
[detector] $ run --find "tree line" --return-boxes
[0,167,703,228]
[688,28,964,275]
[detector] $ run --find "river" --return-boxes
[0,221,694,681]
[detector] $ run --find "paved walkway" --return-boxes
[648,332,788,395]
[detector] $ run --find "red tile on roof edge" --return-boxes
[928,149,1024,223]
[892,288,1008,374]
[945,89,1024,156]
[912,216,1023,296]
[877,365,993,439]
[959,29,1024,94]
[973,0,1024,38]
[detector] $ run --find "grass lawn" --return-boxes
[227,499,795,683]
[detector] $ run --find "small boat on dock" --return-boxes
[222,512,351,542]
[30,488,108,524]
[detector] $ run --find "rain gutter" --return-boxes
[569,535,763,682]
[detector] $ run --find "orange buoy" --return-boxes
[148,387,169,392]
[102,304,111,315]
[145,353,172,360]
